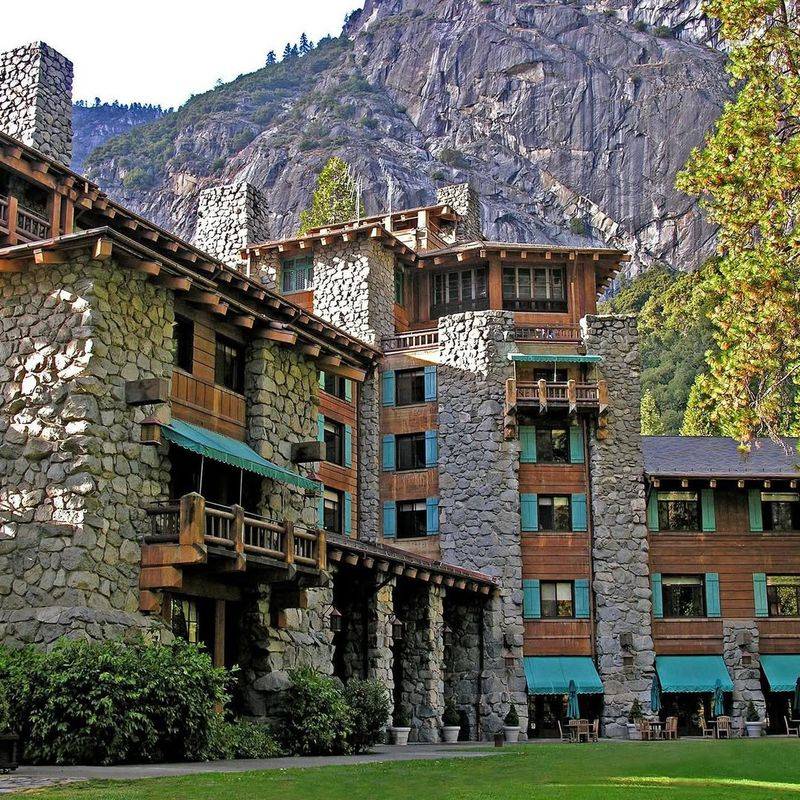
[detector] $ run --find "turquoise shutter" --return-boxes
[705,572,721,617]
[571,493,588,532]
[574,578,590,619]
[701,488,716,532]
[426,497,439,534]
[523,579,541,619]
[318,494,325,529]
[520,426,537,463]
[317,414,325,443]
[383,501,397,538]
[382,370,396,407]
[424,365,437,402]
[425,430,438,467]
[753,573,769,618]
[748,489,763,532]
[344,379,353,402]
[651,573,663,618]
[382,434,396,472]
[343,492,352,535]
[521,493,538,532]
[318,370,325,390]
[569,425,585,464]
[344,425,352,468]
[647,492,659,531]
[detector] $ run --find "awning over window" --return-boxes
[524,656,604,695]
[761,655,800,692]
[655,656,734,693]
[162,419,320,492]
[508,354,603,364]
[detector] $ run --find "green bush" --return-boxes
[204,717,282,760]
[504,705,520,727]
[343,678,390,753]
[0,638,227,765]
[121,166,157,191]
[280,668,352,755]
[443,698,460,727]
[653,25,674,38]
[633,20,648,32]
[439,148,470,169]
[393,705,411,727]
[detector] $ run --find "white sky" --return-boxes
[1,1,359,108]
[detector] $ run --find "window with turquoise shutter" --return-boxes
[521,493,538,532]
[646,492,659,531]
[523,579,541,619]
[569,425,584,464]
[424,430,438,467]
[317,414,325,443]
[753,573,769,617]
[382,435,396,472]
[574,578,591,618]
[571,493,588,531]
[520,426,537,463]
[705,572,721,617]
[424,365,437,402]
[651,573,663,618]
[383,501,397,538]
[701,488,716,532]
[748,488,763,532]
[382,370,396,407]
[426,497,439,534]
[317,494,325,529]
[343,492,352,535]
[318,370,325,389]
[344,379,352,402]
[344,425,352,468]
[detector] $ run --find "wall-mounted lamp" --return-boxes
[329,606,343,633]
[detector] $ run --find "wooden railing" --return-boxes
[514,324,581,343]
[382,328,439,352]
[514,379,608,411]
[170,369,246,434]
[0,195,8,231]
[16,206,51,242]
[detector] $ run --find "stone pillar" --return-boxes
[193,182,271,272]
[444,596,483,739]
[367,575,395,695]
[437,310,527,738]
[582,314,655,738]
[435,183,483,243]
[723,619,765,726]
[0,42,73,166]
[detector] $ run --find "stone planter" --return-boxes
[626,723,642,740]
[442,725,460,744]
[0,734,18,773]
[391,726,411,746]
[503,725,520,744]
[745,721,763,738]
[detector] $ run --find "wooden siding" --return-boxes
[284,289,313,313]
[524,620,593,656]
[518,464,587,494]
[653,619,724,654]
[388,534,441,561]
[381,468,438,500]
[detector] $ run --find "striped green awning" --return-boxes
[761,655,800,692]
[509,354,602,364]
[162,419,320,492]
[524,656,604,695]
[655,656,734,693]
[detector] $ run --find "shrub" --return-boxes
[431,170,446,182]
[633,20,648,32]
[504,705,520,727]
[443,699,460,727]
[569,217,587,235]
[121,166,156,191]
[439,148,470,169]
[343,678,390,753]
[653,25,673,38]
[280,668,352,755]
[204,717,283,760]
[746,701,760,722]
[628,699,644,723]
[0,638,227,765]
[393,705,411,727]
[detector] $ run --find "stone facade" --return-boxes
[437,310,527,737]
[443,596,483,739]
[723,619,766,725]
[582,314,655,737]
[193,182,271,272]
[436,183,483,243]
[0,43,72,166]
[0,257,172,645]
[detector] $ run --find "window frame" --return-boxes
[656,490,701,532]
[323,418,345,466]
[395,432,427,472]
[281,256,314,294]
[321,372,349,401]
[323,488,343,534]
[540,580,575,619]
[502,265,567,312]
[534,426,570,464]
[430,267,489,317]
[214,335,246,394]
[537,494,572,532]
[173,314,194,373]
[396,499,428,539]
[395,367,426,406]
[766,575,800,617]
[762,492,800,532]
[661,574,706,619]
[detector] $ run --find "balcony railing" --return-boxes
[382,328,439,352]
[512,379,608,412]
[16,206,51,243]
[0,195,8,232]
[514,324,582,343]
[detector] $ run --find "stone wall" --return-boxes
[723,619,765,725]
[436,183,483,243]
[582,314,655,737]
[0,42,73,166]
[443,595,482,739]
[193,182,271,272]
[0,257,173,645]
[437,310,527,737]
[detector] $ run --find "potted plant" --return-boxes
[390,706,412,746]
[745,701,763,738]
[0,681,18,773]
[626,699,644,740]
[503,705,521,743]
[442,698,461,744]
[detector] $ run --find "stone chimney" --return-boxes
[436,182,483,243]
[0,42,73,166]
[193,182,271,272]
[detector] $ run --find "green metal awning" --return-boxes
[524,656,604,695]
[761,655,800,692]
[655,656,734,693]
[162,419,320,492]
[509,354,603,364]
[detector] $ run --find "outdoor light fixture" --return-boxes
[389,614,405,642]
[329,606,343,633]
[622,654,634,668]
[442,622,453,647]
[504,651,516,670]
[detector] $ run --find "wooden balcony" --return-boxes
[382,328,439,353]
[510,378,608,413]
[514,323,582,344]
[0,194,52,244]
[170,368,246,439]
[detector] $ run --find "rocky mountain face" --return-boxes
[83,0,731,275]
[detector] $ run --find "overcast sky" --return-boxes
[1,1,358,108]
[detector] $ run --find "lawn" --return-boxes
[22,739,800,800]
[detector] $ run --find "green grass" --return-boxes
[22,739,800,799]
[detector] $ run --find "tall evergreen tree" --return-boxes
[298,157,364,235]
[282,43,293,60]
[299,33,313,55]
[681,378,719,436]
[640,390,666,436]
[266,51,277,65]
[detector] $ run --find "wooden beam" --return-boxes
[0,259,25,273]
[262,328,298,345]
[230,314,255,329]
[188,289,222,306]
[156,275,192,291]
[92,238,113,261]
[134,260,161,276]
[320,362,367,383]
[317,354,342,368]
[33,249,64,265]
[301,344,322,358]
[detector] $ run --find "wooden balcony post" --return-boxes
[213,599,226,668]
[317,528,327,571]
[6,196,18,245]
[179,492,205,548]
[284,521,295,566]
[598,379,609,414]
[567,379,577,413]
[537,378,548,411]
[231,504,246,571]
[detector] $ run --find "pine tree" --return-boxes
[640,390,666,436]
[681,378,718,436]
[290,44,299,58]
[299,33,313,55]
[266,51,277,65]
[298,157,365,235]
[282,43,293,60]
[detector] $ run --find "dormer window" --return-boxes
[281,256,314,294]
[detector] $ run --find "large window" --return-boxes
[397,500,427,539]
[536,426,569,464]
[323,418,344,466]
[662,575,706,618]
[171,596,200,644]
[215,336,245,393]
[767,575,800,617]
[396,433,426,472]
[540,581,574,619]
[323,488,342,533]
[502,266,566,312]
[173,315,194,373]
[431,268,488,317]
[538,495,571,532]
[657,491,700,531]
[281,256,314,294]
[762,493,800,532]
[395,268,405,305]
[321,371,350,401]
[396,368,426,406]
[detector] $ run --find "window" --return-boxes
[321,372,350,401]
[215,336,245,393]
[767,576,800,617]
[281,257,314,294]
[171,596,200,644]
[762,493,800,532]
[396,368,425,406]
[537,495,571,532]
[431,268,488,317]
[395,268,405,305]
[657,491,700,531]
[662,575,706,618]
[532,368,569,383]
[396,433,426,471]
[323,488,342,533]
[540,581,574,618]
[502,266,566,312]
[397,500,427,539]
[323,418,344,466]
[173,315,194,373]
[535,427,569,464]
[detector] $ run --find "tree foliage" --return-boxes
[677,0,800,443]
[640,390,666,435]
[298,156,364,235]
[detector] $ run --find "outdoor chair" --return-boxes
[557,720,573,743]
[638,719,651,741]
[590,719,599,742]
[664,716,678,740]
[576,719,590,743]
[700,717,715,738]
[784,717,799,737]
